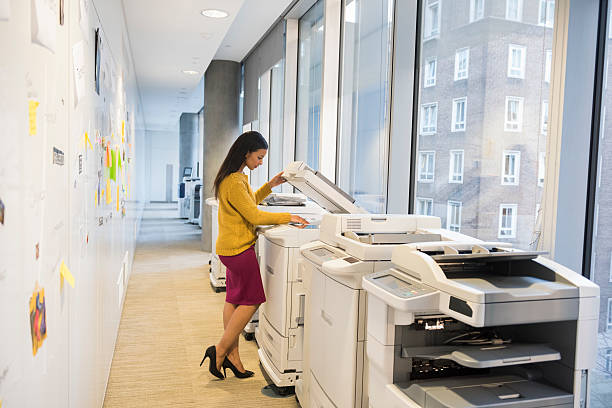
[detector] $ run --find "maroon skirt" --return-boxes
[219,246,266,305]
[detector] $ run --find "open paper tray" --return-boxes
[402,344,561,369]
[396,375,573,408]
[430,251,544,263]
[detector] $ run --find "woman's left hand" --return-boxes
[269,172,286,188]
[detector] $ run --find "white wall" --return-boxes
[145,129,179,202]
[0,0,145,407]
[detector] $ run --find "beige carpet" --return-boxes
[103,204,299,407]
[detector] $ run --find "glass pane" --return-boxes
[296,0,325,170]
[337,0,394,213]
[414,0,552,247]
[269,60,285,188]
[589,2,612,404]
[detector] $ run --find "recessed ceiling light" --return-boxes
[182,70,199,75]
[201,9,229,19]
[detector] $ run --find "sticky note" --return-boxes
[106,179,112,204]
[85,132,93,150]
[60,261,75,288]
[106,143,111,167]
[121,120,125,142]
[109,149,117,181]
[117,148,122,169]
[94,190,97,207]
[28,100,39,135]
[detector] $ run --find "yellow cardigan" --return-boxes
[216,172,291,256]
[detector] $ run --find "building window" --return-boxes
[454,48,470,81]
[470,0,485,22]
[505,96,524,132]
[499,204,518,238]
[538,0,554,28]
[505,0,522,22]
[424,58,437,87]
[545,50,552,83]
[538,152,545,187]
[452,98,467,132]
[606,349,612,374]
[502,151,521,185]
[608,298,612,331]
[447,201,462,232]
[416,198,434,216]
[449,150,464,183]
[541,100,549,135]
[424,0,441,40]
[421,103,438,134]
[418,151,435,182]
[507,44,526,79]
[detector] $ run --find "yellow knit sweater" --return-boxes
[216,172,291,256]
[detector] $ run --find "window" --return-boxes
[499,204,518,238]
[424,58,437,87]
[424,0,441,40]
[502,151,520,185]
[505,0,522,22]
[505,96,524,132]
[295,0,325,170]
[452,98,467,132]
[447,201,462,232]
[454,48,470,81]
[541,100,549,135]
[608,299,612,331]
[416,198,434,216]
[337,0,394,213]
[538,152,545,187]
[545,50,552,83]
[507,44,526,79]
[606,349,612,374]
[418,151,435,182]
[449,150,464,183]
[421,103,438,134]
[470,0,485,22]
[538,0,554,28]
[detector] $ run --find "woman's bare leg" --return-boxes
[216,304,259,371]
[222,302,244,370]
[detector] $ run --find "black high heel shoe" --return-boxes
[200,345,225,380]
[222,357,254,378]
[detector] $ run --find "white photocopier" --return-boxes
[362,240,600,408]
[205,197,227,292]
[299,213,446,408]
[256,161,366,394]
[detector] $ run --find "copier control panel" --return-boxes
[308,246,342,262]
[366,270,434,299]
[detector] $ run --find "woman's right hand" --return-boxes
[290,214,309,228]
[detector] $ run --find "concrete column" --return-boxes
[201,60,241,251]
[178,113,198,182]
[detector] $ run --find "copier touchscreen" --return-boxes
[310,247,338,261]
[374,274,412,290]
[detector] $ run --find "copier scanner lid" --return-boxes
[282,161,367,214]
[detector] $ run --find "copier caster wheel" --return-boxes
[276,386,294,396]
[213,286,225,293]
[243,332,255,341]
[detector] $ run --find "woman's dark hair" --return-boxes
[214,131,268,198]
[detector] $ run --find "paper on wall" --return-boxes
[59,261,74,288]
[31,0,58,53]
[0,0,10,21]
[72,41,86,107]
[28,100,39,135]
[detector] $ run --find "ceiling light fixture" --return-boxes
[182,70,199,75]
[201,9,229,19]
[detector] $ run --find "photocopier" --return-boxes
[362,239,600,408]
[299,213,450,408]
[178,167,196,219]
[255,161,366,394]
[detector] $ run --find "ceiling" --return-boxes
[122,0,295,132]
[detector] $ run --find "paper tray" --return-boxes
[402,343,561,369]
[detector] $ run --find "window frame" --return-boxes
[505,0,523,22]
[502,150,521,185]
[504,96,524,132]
[416,197,434,216]
[538,0,555,28]
[423,0,441,40]
[542,100,549,134]
[507,44,526,79]
[447,200,462,232]
[448,149,464,184]
[418,151,436,183]
[499,204,518,238]
[424,57,437,88]
[421,102,438,135]
[454,48,470,81]
[451,97,467,132]
[470,0,485,23]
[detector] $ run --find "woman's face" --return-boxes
[245,149,267,171]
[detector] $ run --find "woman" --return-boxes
[200,131,308,379]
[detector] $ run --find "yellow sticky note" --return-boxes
[60,261,75,288]
[106,179,112,204]
[85,132,93,150]
[121,120,125,143]
[95,190,98,207]
[28,100,40,135]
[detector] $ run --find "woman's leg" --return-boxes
[222,302,243,370]
[216,304,259,371]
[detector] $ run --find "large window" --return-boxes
[413,0,552,245]
[337,0,394,213]
[416,198,433,216]
[423,0,440,40]
[538,0,554,28]
[498,204,517,238]
[295,0,324,170]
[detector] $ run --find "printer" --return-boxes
[362,240,600,408]
[255,161,365,394]
[299,213,445,408]
[178,167,195,219]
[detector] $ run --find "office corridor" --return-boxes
[103,204,299,407]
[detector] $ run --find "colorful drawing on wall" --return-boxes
[28,100,39,135]
[0,198,4,225]
[59,260,75,288]
[106,179,111,204]
[109,148,117,181]
[28,286,47,356]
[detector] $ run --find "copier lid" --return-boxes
[282,161,367,214]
